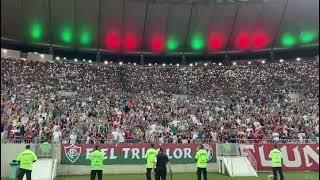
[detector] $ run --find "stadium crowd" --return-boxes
[1,57,319,144]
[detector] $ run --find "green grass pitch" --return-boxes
[2,171,318,180]
[53,172,319,180]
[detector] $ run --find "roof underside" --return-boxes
[1,0,319,55]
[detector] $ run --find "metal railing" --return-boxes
[235,138,319,144]
[2,137,319,144]
[50,144,59,180]
[216,143,240,156]
[243,149,257,172]
[31,143,53,158]
[63,138,220,144]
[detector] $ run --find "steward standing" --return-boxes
[89,145,105,180]
[268,144,284,180]
[195,144,208,180]
[17,145,37,180]
[144,143,158,180]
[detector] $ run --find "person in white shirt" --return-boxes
[192,131,198,141]
[85,135,90,144]
[21,115,29,126]
[69,131,77,144]
[172,134,178,143]
[211,131,217,142]
[112,129,119,143]
[118,129,125,143]
[52,128,62,144]
[159,135,164,144]
[11,95,16,103]
[298,132,305,143]
[254,121,261,130]
[272,131,280,142]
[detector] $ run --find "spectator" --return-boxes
[298,131,305,143]
[1,57,319,144]
[112,129,119,143]
[69,131,77,144]
[52,128,61,144]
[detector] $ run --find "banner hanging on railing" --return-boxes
[60,143,216,165]
[240,144,319,171]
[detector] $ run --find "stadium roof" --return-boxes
[1,0,319,55]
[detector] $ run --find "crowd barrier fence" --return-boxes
[2,137,318,144]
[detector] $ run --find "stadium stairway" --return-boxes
[220,157,257,177]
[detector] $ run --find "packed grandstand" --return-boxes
[1,56,319,145]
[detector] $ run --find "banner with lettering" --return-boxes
[61,143,216,165]
[239,144,319,171]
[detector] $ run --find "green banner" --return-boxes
[61,143,216,165]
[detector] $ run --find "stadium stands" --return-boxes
[1,57,319,144]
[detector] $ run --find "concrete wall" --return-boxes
[1,49,21,59]
[1,143,27,177]
[27,52,53,62]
